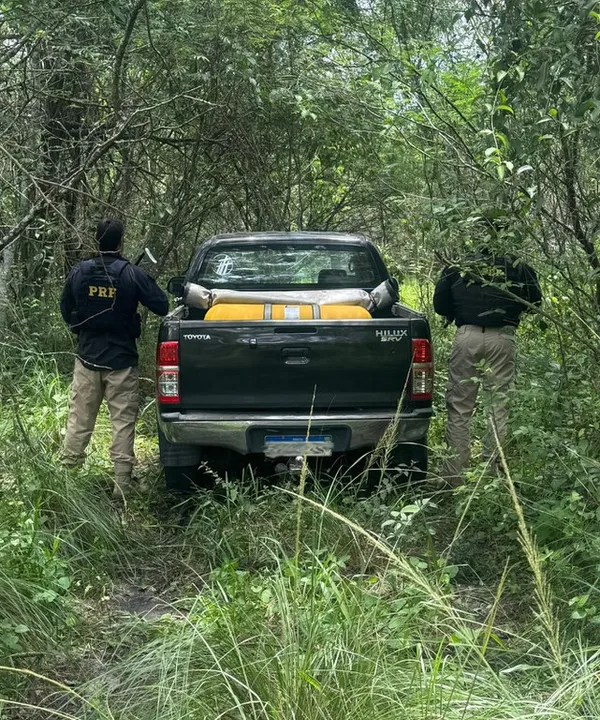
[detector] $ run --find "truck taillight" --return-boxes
[158,341,179,365]
[410,338,433,400]
[157,341,180,403]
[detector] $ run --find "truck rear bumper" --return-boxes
[158,409,432,455]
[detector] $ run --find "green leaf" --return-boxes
[299,670,322,690]
[444,565,459,578]
[34,589,58,603]
[1,634,21,651]
[401,504,420,514]
[569,594,589,607]
[57,576,71,590]
[409,556,427,569]
[496,132,509,149]
[560,76,574,90]
[500,664,538,675]
[496,104,514,114]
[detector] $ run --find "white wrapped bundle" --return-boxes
[183,279,398,313]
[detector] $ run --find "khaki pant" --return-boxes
[62,359,139,474]
[443,325,516,480]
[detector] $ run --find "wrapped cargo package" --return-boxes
[184,279,397,313]
[205,303,372,321]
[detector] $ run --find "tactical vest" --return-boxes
[73,258,139,336]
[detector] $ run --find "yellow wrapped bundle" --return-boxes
[205,303,371,321]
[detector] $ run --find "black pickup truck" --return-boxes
[156,232,433,491]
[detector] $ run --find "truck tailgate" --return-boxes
[178,320,414,411]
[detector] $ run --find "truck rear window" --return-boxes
[193,244,381,289]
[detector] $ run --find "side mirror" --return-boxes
[167,276,185,296]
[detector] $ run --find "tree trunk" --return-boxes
[0,243,15,330]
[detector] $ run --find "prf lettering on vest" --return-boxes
[89,286,117,298]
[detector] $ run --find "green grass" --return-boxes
[2,318,600,718]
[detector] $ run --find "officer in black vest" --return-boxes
[60,218,168,499]
[434,232,542,485]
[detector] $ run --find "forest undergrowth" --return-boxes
[1,284,600,718]
[4,0,600,714]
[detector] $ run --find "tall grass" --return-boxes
[2,335,600,719]
[7,510,600,720]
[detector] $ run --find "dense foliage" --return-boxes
[3,0,600,717]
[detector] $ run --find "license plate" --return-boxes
[264,435,333,458]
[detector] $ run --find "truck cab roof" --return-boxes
[202,232,371,248]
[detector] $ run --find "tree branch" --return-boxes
[111,0,148,113]
[0,113,143,254]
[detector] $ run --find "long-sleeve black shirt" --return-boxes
[433,251,542,328]
[61,254,169,370]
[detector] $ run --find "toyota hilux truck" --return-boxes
[156,232,433,491]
